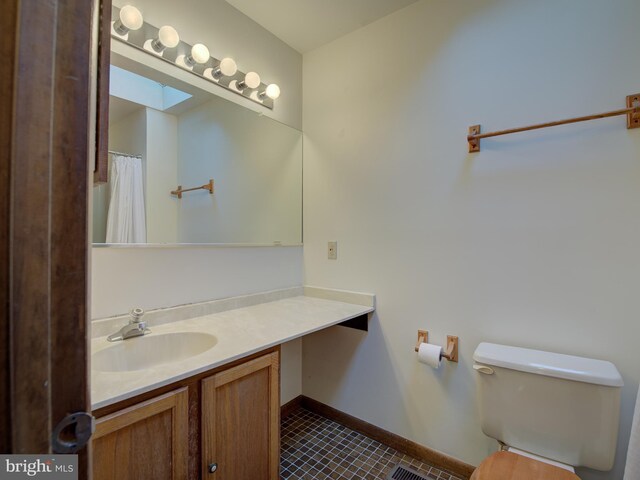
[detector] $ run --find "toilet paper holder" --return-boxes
[414,330,459,362]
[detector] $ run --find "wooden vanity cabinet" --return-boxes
[92,348,280,480]
[201,351,280,479]
[92,387,189,480]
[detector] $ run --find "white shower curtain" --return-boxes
[106,155,147,243]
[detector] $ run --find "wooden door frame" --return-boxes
[1,0,96,475]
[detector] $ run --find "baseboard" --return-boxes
[297,395,476,480]
[280,395,303,419]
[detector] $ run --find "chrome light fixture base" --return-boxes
[110,6,276,109]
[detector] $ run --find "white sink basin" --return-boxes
[92,332,217,372]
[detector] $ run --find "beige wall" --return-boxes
[301,1,640,479]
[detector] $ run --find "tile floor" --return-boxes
[280,408,464,480]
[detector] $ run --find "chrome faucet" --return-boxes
[107,308,150,342]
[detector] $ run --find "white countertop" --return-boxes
[91,295,373,410]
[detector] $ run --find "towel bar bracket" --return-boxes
[468,125,481,152]
[627,94,640,129]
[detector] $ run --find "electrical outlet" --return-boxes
[328,241,337,260]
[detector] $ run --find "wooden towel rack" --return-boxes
[171,179,214,199]
[468,93,640,152]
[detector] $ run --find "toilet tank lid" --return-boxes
[473,343,624,387]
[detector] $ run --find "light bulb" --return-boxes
[238,71,260,90]
[183,43,210,68]
[245,72,261,89]
[265,84,280,99]
[190,43,210,64]
[209,57,238,78]
[218,58,238,77]
[120,5,143,29]
[150,25,179,53]
[114,5,143,35]
[158,26,180,48]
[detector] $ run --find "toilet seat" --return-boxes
[470,452,580,480]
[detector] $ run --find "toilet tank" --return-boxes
[473,343,623,471]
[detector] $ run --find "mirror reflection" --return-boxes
[93,65,302,245]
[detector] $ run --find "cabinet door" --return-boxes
[93,387,189,480]
[202,352,280,480]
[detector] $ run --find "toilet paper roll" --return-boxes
[418,343,442,369]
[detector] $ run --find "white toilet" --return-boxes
[471,343,624,479]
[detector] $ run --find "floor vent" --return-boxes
[386,464,431,480]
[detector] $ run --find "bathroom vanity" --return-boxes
[92,348,279,479]
[90,288,375,480]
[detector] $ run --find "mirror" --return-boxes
[93,59,302,246]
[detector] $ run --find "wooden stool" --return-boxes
[470,452,580,480]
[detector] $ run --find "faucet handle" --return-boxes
[129,307,145,323]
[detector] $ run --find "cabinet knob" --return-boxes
[208,463,218,474]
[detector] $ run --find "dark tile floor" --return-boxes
[280,408,464,480]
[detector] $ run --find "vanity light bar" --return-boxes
[110,5,280,109]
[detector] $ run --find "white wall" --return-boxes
[177,96,302,244]
[92,185,108,243]
[110,107,146,157]
[281,338,302,405]
[92,245,303,318]
[145,108,179,243]
[93,107,179,243]
[302,1,640,479]
[93,108,147,243]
